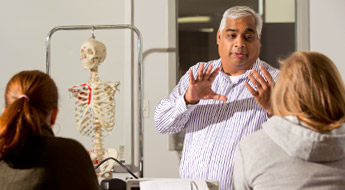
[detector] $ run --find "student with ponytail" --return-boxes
[0,70,99,189]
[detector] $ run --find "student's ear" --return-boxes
[50,108,59,125]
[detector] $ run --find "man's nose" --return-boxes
[234,37,245,48]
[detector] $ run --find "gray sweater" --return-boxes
[233,116,345,190]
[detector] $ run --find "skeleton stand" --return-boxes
[45,25,143,177]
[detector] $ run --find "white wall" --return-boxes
[309,0,345,80]
[134,0,180,178]
[0,0,180,179]
[265,0,295,23]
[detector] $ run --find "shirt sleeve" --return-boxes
[154,65,199,134]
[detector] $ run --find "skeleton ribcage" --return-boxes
[69,81,119,137]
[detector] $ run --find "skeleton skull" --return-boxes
[80,39,107,69]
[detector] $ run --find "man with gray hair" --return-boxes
[154,6,279,189]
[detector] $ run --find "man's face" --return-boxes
[217,16,261,75]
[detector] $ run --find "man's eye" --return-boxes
[245,34,255,40]
[227,34,236,39]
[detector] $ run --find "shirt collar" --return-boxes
[41,124,55,137]
[219,58,262,82]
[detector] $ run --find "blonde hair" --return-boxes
[272,51,345,133]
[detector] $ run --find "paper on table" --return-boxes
[140,178,209,190]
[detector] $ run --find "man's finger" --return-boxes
[213,94,228,102]
[259,65,274,86]
[197,64,204,80]
[189,69,195,84]
[244,81,258,96]
[204,65,213,80]
[208,67,220,81]
[250,69,267,89]
[207,93,228,102]
[247,72,261,90]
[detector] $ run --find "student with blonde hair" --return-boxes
[0,70,99,189]
[233,51,345,189]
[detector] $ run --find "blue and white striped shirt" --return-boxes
[154,58,279,190]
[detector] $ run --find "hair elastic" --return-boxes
[19,94,30,101]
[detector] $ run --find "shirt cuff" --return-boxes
[176,95,197,115]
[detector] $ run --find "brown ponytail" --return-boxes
[0,70,58,158]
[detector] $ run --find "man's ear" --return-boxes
[50,108,59,125]
[217,30,222,45]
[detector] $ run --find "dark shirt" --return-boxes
[0,125,100,190]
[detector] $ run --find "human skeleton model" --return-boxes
[68,38,120,178]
